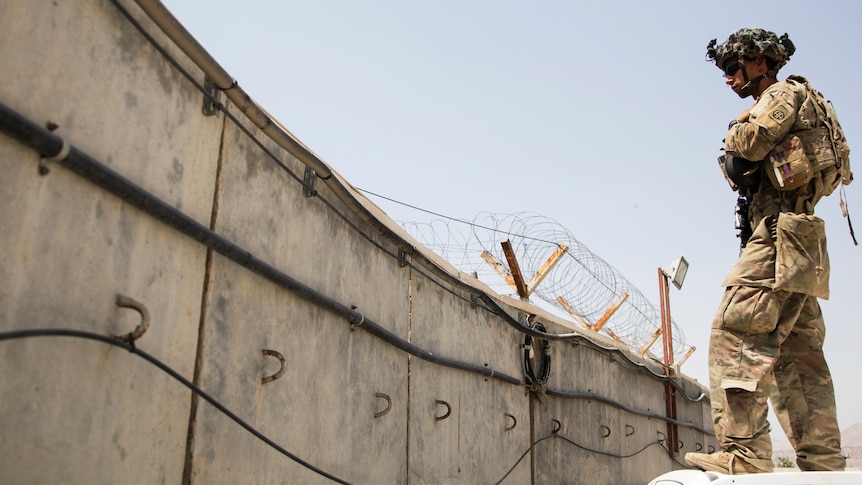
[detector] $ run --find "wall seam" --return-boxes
[181,111,228,484]
[406,266,413,484]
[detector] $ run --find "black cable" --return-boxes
[493,431,686,485]
[0,328,352,484]
[543,387,713,436]
[476,293,708,404]
[556,433,666,459]
[523,321,551,387]
[492,434,555,485]
[4,327,706,483]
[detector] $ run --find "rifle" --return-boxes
[735,194,752,254]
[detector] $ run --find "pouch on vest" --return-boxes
[765,134,813,191]
[774,212,829,299]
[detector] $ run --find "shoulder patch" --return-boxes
[769,106,789,122]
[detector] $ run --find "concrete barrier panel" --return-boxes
[0,1,719,483]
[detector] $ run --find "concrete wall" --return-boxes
[0,0,718,483]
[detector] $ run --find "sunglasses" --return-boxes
[723,60,741,77]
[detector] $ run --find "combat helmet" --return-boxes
[706,28,796,78]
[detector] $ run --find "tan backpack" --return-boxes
[788,75,856,244]
[787,75,853,195]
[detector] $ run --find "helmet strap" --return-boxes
[737,59,767,98]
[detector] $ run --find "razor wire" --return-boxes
[399,211,688,362]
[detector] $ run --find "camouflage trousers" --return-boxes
[709,286,844,471]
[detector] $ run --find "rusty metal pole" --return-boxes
[658,268,679,456]
[500,239,528,299]
[659,269,674,371]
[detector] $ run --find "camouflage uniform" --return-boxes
[711,77,845,471]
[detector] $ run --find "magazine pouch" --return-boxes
[766,134,813,191]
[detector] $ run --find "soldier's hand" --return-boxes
[736,103,755,122]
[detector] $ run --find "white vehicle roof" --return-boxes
[649,470,862,485]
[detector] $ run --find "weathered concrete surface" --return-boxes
[0,0,718,484]
[0,1,217,483]
[407,275,530,485]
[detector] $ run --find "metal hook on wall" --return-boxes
[38,121,67,175]
[435,400,451,421]
[112,294,150,344]
[374,393,392,419]
[600,425,611,438]
[625,424,635,437]
[260,349,287,384]
[505,413,517,431]
[552,419,562,434]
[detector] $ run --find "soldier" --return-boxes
[685,28,852,474]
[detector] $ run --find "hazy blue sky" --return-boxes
[163,0,862,444]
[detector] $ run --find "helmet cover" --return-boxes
[706,28,796,77]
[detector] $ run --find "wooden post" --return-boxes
[677,346,696,368]
[592,291,629,332]
[638,327,662,356]
[481,250,516,289]
[555,296,593,329]
[526,244,569,297]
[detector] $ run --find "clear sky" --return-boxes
[162,0,862,445]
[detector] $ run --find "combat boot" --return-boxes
[684,451,773,474]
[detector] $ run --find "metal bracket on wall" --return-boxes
[111,294,150,344]
[505,413,517,431]
[374,393,392,418]
[397,249,410,268]
[551,419,562,434]
[434,400,451,421]
[38,121,64,175]
[302,167,317,197]
[261,349,287,384]
[202,76,221,117]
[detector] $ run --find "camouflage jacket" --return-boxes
[722,77,831,298]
